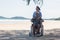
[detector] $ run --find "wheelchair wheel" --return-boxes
[40,25,43,36]
[29,24,34,37]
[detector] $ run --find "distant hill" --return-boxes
[0,16,60,20]
[0,16,30,20]
[0,16,7,19]
[10,16,30,20]
[54,17,60,20]
[45,17,60,20]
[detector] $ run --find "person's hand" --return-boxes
[31,18,36,22]
[37,17,41,20]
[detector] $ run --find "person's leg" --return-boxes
[37,24,40,34]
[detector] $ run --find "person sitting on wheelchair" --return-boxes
[31,6,43,35]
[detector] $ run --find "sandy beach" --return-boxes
[0,20,60,40]
[0,20,60,30]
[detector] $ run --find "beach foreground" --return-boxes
[0,29,60,40]
[0,20,60,40]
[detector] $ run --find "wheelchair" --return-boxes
[29,18,44,37]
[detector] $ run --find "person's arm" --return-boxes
[40,12,42,17]
[31,12,36,22]
[33,12,36,19]
[37,12,42,19]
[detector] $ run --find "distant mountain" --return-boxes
[54,17,60,20]
[0,16,7,19]
[10,16,30,20]
[45,17,60,20]
[0,16,60,20]
[0,16,30,20]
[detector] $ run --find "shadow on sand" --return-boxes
[0,29,60,40]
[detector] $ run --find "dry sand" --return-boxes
[0,20,60,40]
[0,20,60,30]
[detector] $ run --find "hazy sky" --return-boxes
[0,0,60,19]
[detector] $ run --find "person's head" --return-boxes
[36,6,40,12]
